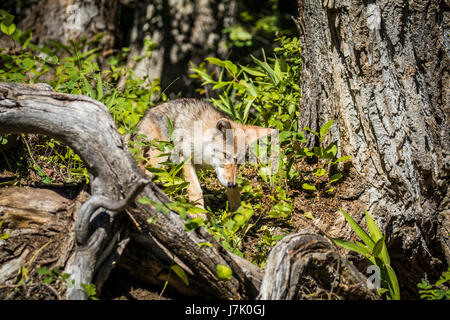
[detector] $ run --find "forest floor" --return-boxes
[0,136,370,300]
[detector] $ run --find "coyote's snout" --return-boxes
[133,98,276,215]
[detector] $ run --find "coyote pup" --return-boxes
[134,98,275,213]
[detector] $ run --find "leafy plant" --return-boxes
[301,119,352,197]
[253,226,285,268]
[81,283,99,300]
[332,209,400,300]
[37,266,74,287]
[417,267,450,300]
[267,186,293,219]
[190,36,301,131]
[159,263,190,297]
[208,202,258,257]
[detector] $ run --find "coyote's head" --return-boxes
[202,118,276,189]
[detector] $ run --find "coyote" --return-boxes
[134,98,276,213]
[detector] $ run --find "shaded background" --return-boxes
[1,0,298,98]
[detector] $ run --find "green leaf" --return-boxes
[365,210,382,241]
[212,81,232,90]
[303,126,319,137]
[34,164,52,184]
[302,147,315,157]
[417,280,432,290]
[313,146,323,158]
[37,267,52,276]
[19,29,32,49]
[242,96,256,123]
[313,168,327,177]
[273,58,283,80]
[171,265,189,286]
[21,57,34,70]
[224,60,238,75]
[0,11,15,26]
[241,65,266,77]
[167,116,174,139]
[234,214,246,226]
[334,155,352,163]
[146,167,166,173]
[377,288,389,295]
[329,173,343,183]
[81,283,97,299]
[302,183,317,191]
[82,76,95,98]
[386,264,400,300]
[365,210,390,265]
[96,73,103,100]
[340,208,375,250]
[206,57,225,67]
[184,217,204,231]
[319,119,333,138]
[372,236,385,256]
[279,131,292,141]
[304,211,314,220]
[137,196,151,204]
[251,55,280,85]
[246,78,258,98]
[324,143,338,159]
[216,264,232,281]
[1,22,16,35]
[332,238,372,257]
[43,277,53,284]
[198,242,212,248]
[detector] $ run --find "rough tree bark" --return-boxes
[0,82,378,300]
[16,0,236,98]
[296,0,449,295]
[116,0,236,98]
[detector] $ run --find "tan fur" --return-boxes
[133,98,276,216]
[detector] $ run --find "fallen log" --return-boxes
[258,233,379,300]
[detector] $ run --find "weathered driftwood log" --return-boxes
[0,82,377,300]
[258,233,379,300]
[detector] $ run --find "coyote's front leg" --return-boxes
[226,187,241,212]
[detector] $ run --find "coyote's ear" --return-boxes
[216,118,232,136]
[243,126,276,146]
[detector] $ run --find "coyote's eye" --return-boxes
[224,153,232,160]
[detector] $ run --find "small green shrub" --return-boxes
[332,209,400,300]
[300,119,352,197]
[208,202,258,257]
[190,36,301,131]
[417,267,450,300]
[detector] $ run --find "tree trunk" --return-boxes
[19,0,117,56]
[296,0,449,296]
[0,82,378,300]
[117,0,236,98]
